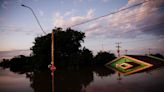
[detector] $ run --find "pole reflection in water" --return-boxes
[51,71,54,92]
[50,61,55,92]
[117,72,122,81]
[49,64,55,92]
[117,72,122,85]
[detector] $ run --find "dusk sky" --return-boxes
[0,0,164,59]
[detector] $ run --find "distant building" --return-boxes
[105,55,164,75]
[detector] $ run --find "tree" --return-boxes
[30,27,91,70]
[150,53,164,59]
[0,55,32,73]
[0,59,10,69]
[79,47,93,67]
[93,51,116,66]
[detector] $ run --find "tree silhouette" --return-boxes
[30,27,92,70]
[93,51,116,66]
[150,53,164,59]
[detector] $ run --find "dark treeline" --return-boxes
[0,27,116,73]
[0,55,33,73]
[150,53,164,59]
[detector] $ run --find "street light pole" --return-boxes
[21,4,46,34]
[22,4,55,92]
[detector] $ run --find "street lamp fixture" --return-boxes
[21,4,46,34]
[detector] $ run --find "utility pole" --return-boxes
[148,48,152,55]
[101,42,104,51]
[101,38,104,51]
[125,49,128,55]
[51,30,56,73]
[50,30,55,92]
[116,42,121,57]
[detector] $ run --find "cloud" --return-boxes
[73,0,83,3]
[64,9,77,16]
[83,0,164,38]
[85,22,102,37]
[53,8,95,28]
[102,0,111,3]
[0,24,43,36]
[1,1,9,9]
[0,17,6,24]
[38,9,44,16]
[78,0,83,2]
[33,0,39,2]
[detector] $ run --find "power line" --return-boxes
[70,0,152,27]
[87,14,162,33]
[105,8,164,28]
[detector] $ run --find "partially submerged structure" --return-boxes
[105,55,164,75]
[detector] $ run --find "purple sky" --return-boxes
[0,0,164,59]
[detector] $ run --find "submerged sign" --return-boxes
[106,55,164,75]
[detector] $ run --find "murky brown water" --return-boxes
[0,66,164,92]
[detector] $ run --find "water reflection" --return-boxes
[86,67,164,92]
[1,65,164,92]
[26,67,114,92]
[0,69,33,92]
[93,66,115,77]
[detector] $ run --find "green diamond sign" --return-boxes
[106,56,153,75]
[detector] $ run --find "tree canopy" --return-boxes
[30,28,92,70]
[93,51,116,66]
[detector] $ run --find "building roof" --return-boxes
[105,55,164,75]
[126,55,164,69]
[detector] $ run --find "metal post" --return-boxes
[116,42,121,57]
[51,30,56,72]
[125,50,128,55]
[148,48,151,55]
[51,31,54,66]
[51,31,55,92]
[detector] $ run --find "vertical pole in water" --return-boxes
[51,31,55,71]
[125,50,128,55]
[51,30,56,92]
[116,42,121,57]
[148,48,152,55]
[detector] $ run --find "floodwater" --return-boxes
[0,66,164,92]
